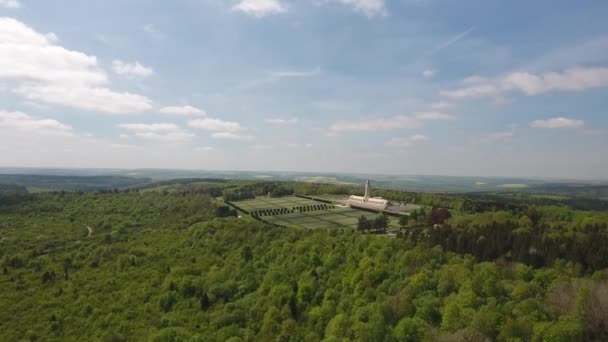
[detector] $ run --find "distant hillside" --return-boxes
[525,183,608,200]
[0,174,150,192]
[1,168,608,197]
[0,183,29,206]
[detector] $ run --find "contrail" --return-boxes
[429,26,475,56]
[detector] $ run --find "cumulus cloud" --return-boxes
[231,0,385,17]
[118,123,193,142]
[442,67,608,99]
[328,110,454,135]
[269,68,320,79]
[188,118,245,132]
[232,0,286,17]
[530,117,584,129]
[387,134,430,147]
[112,60,154,78]
[423,69,436,78]
[238,67,320,89]
[410,134,431,141]
[429,101,451,110]
[266,117,298,125]
[0,110,72,135]
[142,24,163,40]
[211,132,254,141]
[329,115,419,133]
[0,0,20,9]
[159,105,207,116]
[525,35,608,72]
[415,111,454,121]
[0,17,152,113]
[332,0,386,16]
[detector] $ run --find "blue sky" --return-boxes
[0,0,607,179]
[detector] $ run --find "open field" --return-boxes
[230,196,400,229]
[230,196,321,212]
[262,207,387,229]
[499,183,529,189]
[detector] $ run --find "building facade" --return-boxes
[348,180,389,210]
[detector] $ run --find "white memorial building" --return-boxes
[348,180,389,210]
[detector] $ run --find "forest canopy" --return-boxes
[0,181,607,341]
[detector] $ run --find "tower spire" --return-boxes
[364,179,370,201]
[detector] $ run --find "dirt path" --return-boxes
[86,226,93,238]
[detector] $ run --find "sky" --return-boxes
[1,0,607,179]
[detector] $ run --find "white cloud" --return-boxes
[188,118,244,132]
[160,105,207,116]
[442,67,608,99]
[328,111,454,134]
[387,134,430,147]
[196,146,214,151]
[415,111,453,121]
[45,32,58,42]
[329,115,419,133]
[429,101,451,110]
[441,84,500,99]
[0,110,72,135]
[525,35,608,72]
[530,117,584,129]
[269,68,320,79]
[266,117,298,125]
[0,18,153,113]
[410,134,431,142]
[231,0,385,17]
[232,0,286,17]
[112,60,154,78]
[332,0,386,16]
[0,0,20,9]
[118,123,194,142]
[119,123,178,131]
[211,132,253,141]
[423,69,436,78]
[238,67,320,89]
[142,24,163,39]
[463,75,488,84]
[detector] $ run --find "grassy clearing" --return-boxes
[25,187,52,193]
[499,183,529,189]
[294,176,354,185]
[528,194,569,200]
[234,196,318,211]
[232,196,394,229]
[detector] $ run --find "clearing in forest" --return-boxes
[230,196,398,229]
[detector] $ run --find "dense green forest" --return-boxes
[0,184,29,206]
[1,181,607,341]
[0,174,151,192]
